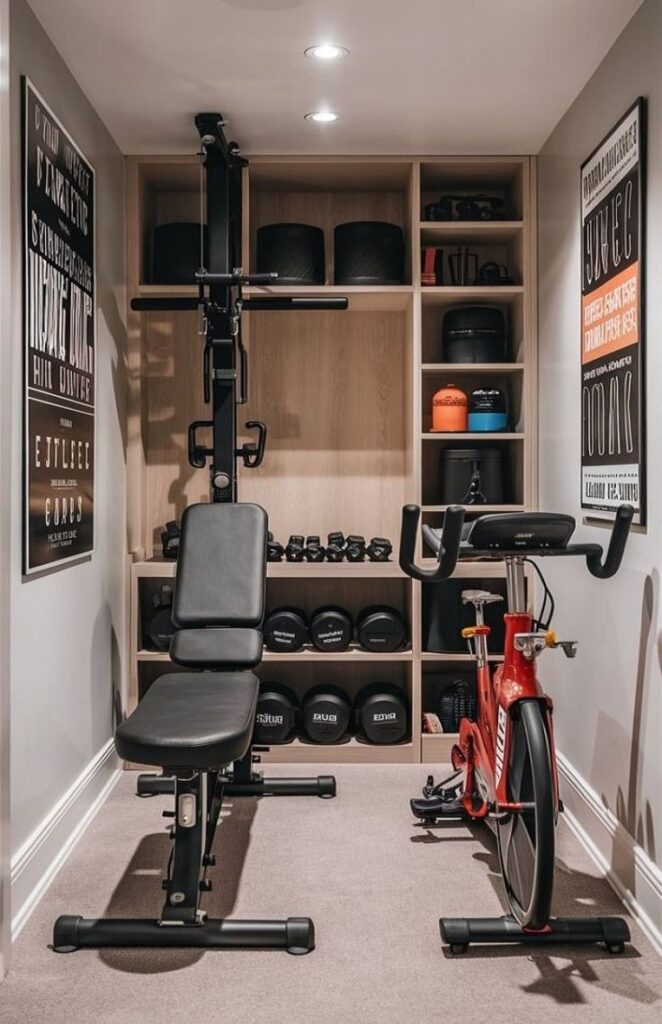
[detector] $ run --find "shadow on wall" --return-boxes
[595,572,658,894]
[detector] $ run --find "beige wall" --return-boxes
[7,0,127,925]
[538,0,661,938]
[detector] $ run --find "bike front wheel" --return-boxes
[496,699,555,929]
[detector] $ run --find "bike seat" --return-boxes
[461,589,503,606]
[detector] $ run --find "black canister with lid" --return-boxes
[440,448,504,505]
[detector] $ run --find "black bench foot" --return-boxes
[440,915,630,954]
[53,915,315,955]
[137,772,337,799]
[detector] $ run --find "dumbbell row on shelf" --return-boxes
[263,605,407,654]
[254,682,409,746]
[268,532,392,563]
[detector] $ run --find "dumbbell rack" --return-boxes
[126,153,537,767]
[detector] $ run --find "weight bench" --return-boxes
[53,502,314,955]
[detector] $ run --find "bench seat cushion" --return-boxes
[169,628,262,669]
[115,672,258,768]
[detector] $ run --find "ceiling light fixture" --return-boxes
[304,110,340,123]
[304,44,349,61]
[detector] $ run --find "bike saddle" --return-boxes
[461,589,503,606]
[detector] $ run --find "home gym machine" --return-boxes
[131,113,346,800]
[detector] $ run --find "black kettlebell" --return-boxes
[309,606,353,652]
[253,683,299,745]
[300,686,352,744]
[354,683,409,744]
[263,607,309,652]
[356,606,407,653]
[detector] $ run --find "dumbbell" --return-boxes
[303,535,325,562]
[253,683,298,745]
[161,520,180,560]
[144,584,176,651]
[263,607,309,652]
[309,606,353,652]
[300,685,352,744]
[366,537,393,562]
[267,532,285,562]
[285,535,305,562]
[354,683,409,745]
[325,531,346,562]
[356,606,407,653]
[345,535,367,562]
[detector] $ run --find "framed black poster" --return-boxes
[580,97,646,524]
[22,78,95,574]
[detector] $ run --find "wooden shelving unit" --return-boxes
[125,153,537,767]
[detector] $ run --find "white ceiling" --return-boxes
[28,0,643,156]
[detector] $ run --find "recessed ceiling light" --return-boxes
[304,44,349,61]
[304,111,340,123]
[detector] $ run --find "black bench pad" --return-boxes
[170,628,262,669]
[115,672,258,768]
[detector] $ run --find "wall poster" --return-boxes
[22,78,95,574]
[580,98,646,524]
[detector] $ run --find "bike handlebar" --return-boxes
[585,503,634,579]
[398,503,634,583]
[399,504,465,582]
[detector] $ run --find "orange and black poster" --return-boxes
[581,98,645,524]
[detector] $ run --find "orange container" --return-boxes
[432,384,468,432]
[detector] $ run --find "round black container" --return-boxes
[263,608,309,653]
[309,606,353,653]
[256,223,325,284]
[440,447,504,505]
[354,683,409,745]
[356,606,407,653]
[334,221,405,285]
[152,223,207,285]
[300,686,352,744]
[253,684,299,745]
[442,306,507,363]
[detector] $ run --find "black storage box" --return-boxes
[256,223,325,284]
[152,222,207,285]
[440,447,504,505]
[334,221,405,284]
[442,305,507,363]
[422,578,508,654]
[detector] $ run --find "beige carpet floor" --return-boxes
[3,764,661,1024]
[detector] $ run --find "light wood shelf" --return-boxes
[258,738,417,765]
[125,153,537,765]
[130,559,405,579]
[421,362,524,373]
[420,652,502,662]
[419,220,523,243]
[421,285,524,306]
[421,432,524,441]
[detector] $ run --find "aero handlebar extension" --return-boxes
[398,503,634,583]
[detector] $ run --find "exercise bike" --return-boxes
[399,502,634,954]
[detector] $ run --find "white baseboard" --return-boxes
[558,752,662,955]
[11,739,121,938]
